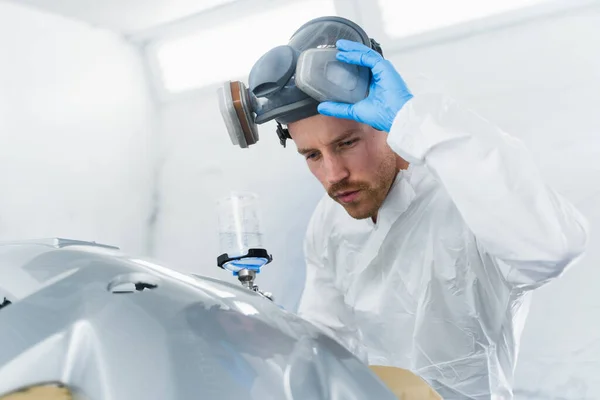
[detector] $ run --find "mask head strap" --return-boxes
[370,38,384,57]
[276,122,291,148]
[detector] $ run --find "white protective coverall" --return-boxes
[297,92,589,399]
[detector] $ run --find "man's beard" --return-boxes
[326,151,399,220]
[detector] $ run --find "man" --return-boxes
[286,24,589,400]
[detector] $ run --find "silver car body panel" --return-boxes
[0,239,395,399]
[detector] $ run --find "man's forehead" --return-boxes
[296,130,360,155]
[288,115,365,145]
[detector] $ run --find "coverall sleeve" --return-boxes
[297,205,368,362]
[386,93,589,289]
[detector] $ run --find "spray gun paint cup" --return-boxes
[216,192,268,274]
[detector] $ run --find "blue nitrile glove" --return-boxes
[317,39,413,133]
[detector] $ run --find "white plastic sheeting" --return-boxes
[0,1,155,254]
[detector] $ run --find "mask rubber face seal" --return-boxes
[217,81,259,148]
[288,16,371,52]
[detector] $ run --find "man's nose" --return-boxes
[323,154,350,185]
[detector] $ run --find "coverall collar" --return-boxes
[366,165,417,231]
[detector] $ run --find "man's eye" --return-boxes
[306,152,319,160]
[340,139,358,148]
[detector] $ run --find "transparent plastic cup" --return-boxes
[216,192,264,259]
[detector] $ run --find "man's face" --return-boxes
[288,114,399,220]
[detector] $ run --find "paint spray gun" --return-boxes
[215,192,274,301]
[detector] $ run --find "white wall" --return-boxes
[151,3,600,398]
[0,2,156,254]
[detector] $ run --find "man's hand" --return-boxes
[317,39,413,133]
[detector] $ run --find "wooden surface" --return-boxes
[370,365,442,400]
[0,384,72,400]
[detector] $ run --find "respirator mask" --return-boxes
[217,16,383,148]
